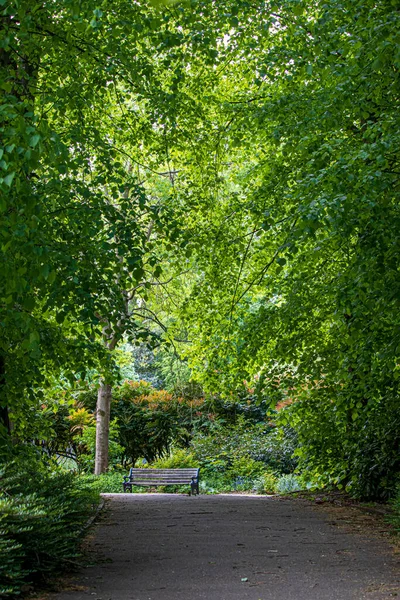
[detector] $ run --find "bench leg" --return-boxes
[123,483,133,493]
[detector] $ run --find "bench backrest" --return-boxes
[128,468,199,485]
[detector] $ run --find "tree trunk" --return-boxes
[94,383,112,474]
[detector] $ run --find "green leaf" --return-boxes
[29,134,40,148]
[29,331,40,344]
[40,263,50,279]
[293,5,304,16]
[3,172,15,187]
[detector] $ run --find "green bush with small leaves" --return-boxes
[253,471,279,494]
[276,474,304,494]
[0,452,100,597]
[150,448,197,469]
[79,472,126,494]
[190,419,297,478]
[228,456,265,479]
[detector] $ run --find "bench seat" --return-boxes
[123,468,200,495]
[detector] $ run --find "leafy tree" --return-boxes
[172,0,400,498]
[2,0,399,497]
[0,0,231,460]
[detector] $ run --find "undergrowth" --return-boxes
[0,452,100,597]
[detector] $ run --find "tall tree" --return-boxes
[0,0,247,457]
[174,0,400,497]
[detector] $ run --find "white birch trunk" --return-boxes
[94,383,112,475]
[94,179,130,475]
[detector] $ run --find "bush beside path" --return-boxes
[50,493,399,600]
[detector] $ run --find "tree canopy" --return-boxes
[1,0,399,498]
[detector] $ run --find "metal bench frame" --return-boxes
[123,467,200,495]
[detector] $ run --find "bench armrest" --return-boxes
[123,475,131,483]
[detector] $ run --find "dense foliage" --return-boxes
[38,378,284,471]
[0,0,179,441]
[3,1,399,595]
[190,419,297,477]
[0,451,99,597]
[65,402,297,495]
[0,12,398,592]
[172,0,400,499]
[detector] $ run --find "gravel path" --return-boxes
[53,493,399,600]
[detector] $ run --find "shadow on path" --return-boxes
[53,493,399,600]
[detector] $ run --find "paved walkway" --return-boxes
[54,494,399,600]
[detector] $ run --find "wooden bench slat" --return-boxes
[132,481,194,485]
[130,473,196,476]
[132,479,191,485]
[130,475,197,479]
[125,469,199,475]
[130,475,195,478]
[132,478,194,482]
[131,477,195,481]
[130,472,196,476]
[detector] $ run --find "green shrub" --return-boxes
[79,472,126,494]
[73,380,287,470]
[190,420,298,477]
[253,471,279,494]
[198,468,278,495]
[93,381,211,465]
[0,453,100,597]
[228,456,265,479]
[197,459,271,494]
[150,448,197,469]
[199,474,235,494]
[276,474,304,494]
[0,498,27,596]
[287,383,400,501]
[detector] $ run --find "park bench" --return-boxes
[123,468,200,495]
